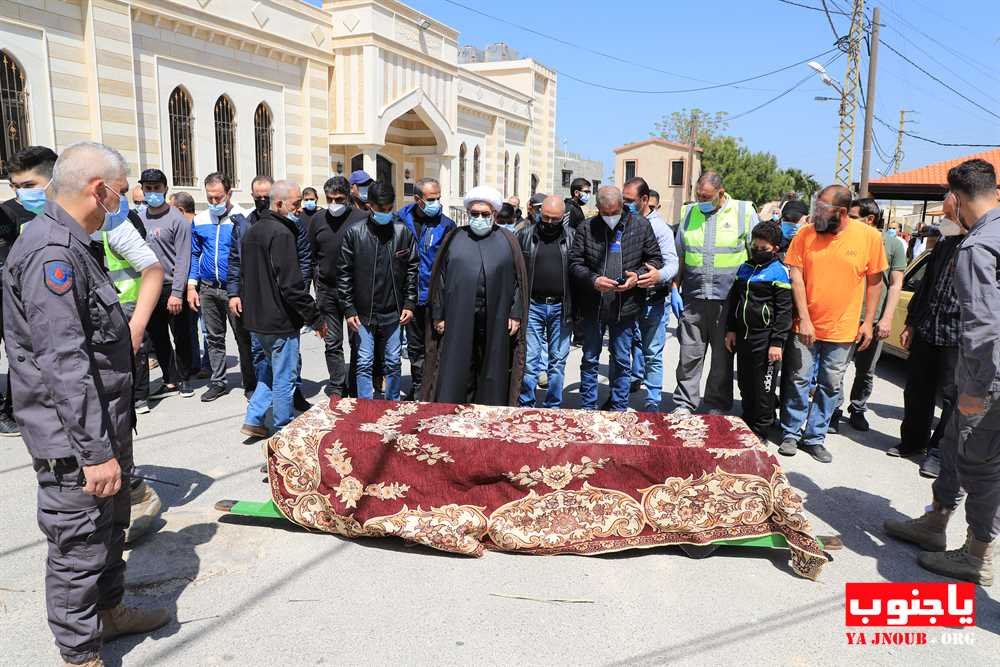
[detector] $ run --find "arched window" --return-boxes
[513,154,520,198]
[0,51,29,179]
[530,173,539,196]
[473,145,481,188]
[168,86,194,186]
[458,143,467,197]
[503,151,510,198]
[214,95,237,185]
[253,102,273,178]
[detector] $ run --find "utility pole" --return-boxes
[834,0,865,187]
[893,109,914,172]
[858,6,880,197]
[682,115,698,203]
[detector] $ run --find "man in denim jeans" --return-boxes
[779,185,887,462]
[569,186,663,411]
[238,180,326,438]
[517,195,574,407]
[624,177,679,412]
[337,181,418,400]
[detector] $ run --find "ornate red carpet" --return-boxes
[267,399,827,579]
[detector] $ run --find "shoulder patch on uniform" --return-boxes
[43,260,74,295]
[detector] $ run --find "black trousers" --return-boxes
[317,286,349,396]
[122,302,150,402]
[465,308,488,402]
[406,304,429,397]
[147,286,193,385]
[900,331,958,455]
[736,333,780,436]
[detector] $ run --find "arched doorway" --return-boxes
[351,153,393,186]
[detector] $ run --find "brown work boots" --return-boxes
[125,480,162,544]
[919,530,995,587]
[883,503,952,551]
[100,604,171,642]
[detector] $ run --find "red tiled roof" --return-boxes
[613,137,703,154]
[870,149,1000,186]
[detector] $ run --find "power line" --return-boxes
[775,0,849,16]
[819,0,841,39]
[728,53,843,121]
[554,48,840,95]
[880,39,1000,122]
[873,115,1000,148]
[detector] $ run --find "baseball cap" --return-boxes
[529,192,547,206]
[138,168,167,185]
[781,200,809,222]
[349,170,373,186]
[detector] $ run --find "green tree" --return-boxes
[783,167,822,201]
[654,108,729,145]
[699,135,814,206]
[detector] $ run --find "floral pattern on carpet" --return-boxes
[267,399,828,579]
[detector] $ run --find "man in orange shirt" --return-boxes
[778,184,887,462]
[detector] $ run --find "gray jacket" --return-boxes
[954,205,1000,398]
[2,202,133,464]
[140,205,192,298]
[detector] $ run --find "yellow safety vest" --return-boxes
[103,232,140,305]
[680,198,754,299]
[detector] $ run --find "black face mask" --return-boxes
[750,248,776,265]
[254,196,270,212]
[539,222,562,240]
[813,214,840,234]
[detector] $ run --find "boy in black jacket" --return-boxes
[724,221,793,438]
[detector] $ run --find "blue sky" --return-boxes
[310,0,1000,185]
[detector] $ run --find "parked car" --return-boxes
[884,251,933,360]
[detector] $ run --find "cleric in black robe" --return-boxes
[421,186,529,406]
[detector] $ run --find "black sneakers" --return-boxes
[803,443,833,463]
[148,384,179,401]
[201,384,229,402]
[0,414,20,437]
[848,410,870,431]
[179,382,194,398]
[293,390,312,412]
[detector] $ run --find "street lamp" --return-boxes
[808,61,839,90]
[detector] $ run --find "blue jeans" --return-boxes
[581,317,636,411]
[246,333,300,430]
[637,299,667,411]
[519,301,571,408]
[354,322,402,400]
[780,337,854,446]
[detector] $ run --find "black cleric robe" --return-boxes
[421,225,528,406]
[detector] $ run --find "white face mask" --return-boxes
[468,214,493,237]
[601,213,621,228]
[328,202,347,216]
[938,218,962,237]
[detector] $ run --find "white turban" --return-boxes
[463,185,503,213]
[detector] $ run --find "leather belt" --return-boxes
[34,457,79,474]
[532,296,562,305]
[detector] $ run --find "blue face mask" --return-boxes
[469,215,493,237]
[208,202,228,217]
[144,191,165,208]
[624,201,638,215]
[358,186,369,202]
[771,212,781,222]
[135,203,147,216]
[287,211,300,223]
[101,187,130,231]
[533,211,541,224]
[780,221,798,240]
[303,200,317,211]
[17,184,49,216]
[698,201,718,215]
[421,200,442,217]
[372,211,394,225]
[887,228,898,238]
[579,192,590,205]
[501,223,516,232]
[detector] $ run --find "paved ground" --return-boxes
[1,325,998,666]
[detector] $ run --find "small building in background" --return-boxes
[553,142,604,201]
[613,138,703,223]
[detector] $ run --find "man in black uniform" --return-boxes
[3,141,169,666]
[563,177,592,230]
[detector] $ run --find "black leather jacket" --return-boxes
[516,222,575,323]
[336,216,418,325]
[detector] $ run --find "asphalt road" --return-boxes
[1,326,997,666]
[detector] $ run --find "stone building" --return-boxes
[0,0,557,211]
[552,142,603,200]
[613,137,702,223]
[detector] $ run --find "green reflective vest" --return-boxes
[103,232,140,304]
[680,198,754,300]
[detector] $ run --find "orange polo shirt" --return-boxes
[784,219,888,343]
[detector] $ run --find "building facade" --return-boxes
[613,138,702,223]
[552,143,603,200]
[0,0,557,211]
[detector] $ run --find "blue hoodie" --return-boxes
[397,202,456,306]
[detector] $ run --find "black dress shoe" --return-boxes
[201,384,229,402]
[848,410,870,431]
[828,408,842,433]
[630,379,643,393]
[293,390,312,412]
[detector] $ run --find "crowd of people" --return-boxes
[1,140,998,665]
